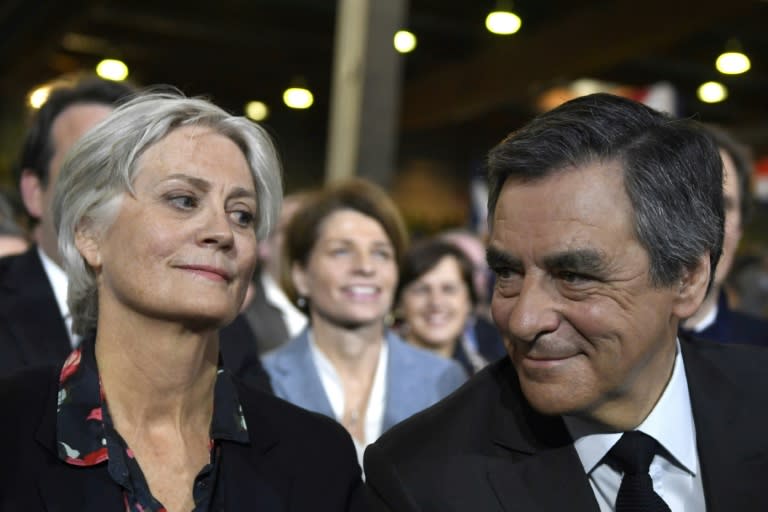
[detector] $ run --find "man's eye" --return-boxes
[559,271,589,283]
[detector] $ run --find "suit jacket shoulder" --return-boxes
[0,248,71,376]
[365,357,593,512]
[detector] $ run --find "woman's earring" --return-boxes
[297,296,307,308]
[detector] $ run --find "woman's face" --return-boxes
[292,209,398,330]
[400,256,472,351]
[78,125,259,329]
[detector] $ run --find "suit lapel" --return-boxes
[485,361,599,512]
[382,333,422,432]
[682,339,768,510]
[1,249,71,366]
[216,383,295,511]
[272,331,335,418]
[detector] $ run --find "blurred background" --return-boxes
[1,0,768,307]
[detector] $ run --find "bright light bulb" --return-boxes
[96,59,129,81]
[283,87,314,109]
[485,10,521,35]
[716,51,751,75]
[29,86,51,109]
[245,101,269,121]
[394,30,417,53]
[697,81,728,103]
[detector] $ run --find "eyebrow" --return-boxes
[486,246,521,270]
[542,249,607,274]
[165,173,257,200]
[486,246,607,274]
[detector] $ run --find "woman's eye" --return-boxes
[168,195,198,210]
[230,210,255,227]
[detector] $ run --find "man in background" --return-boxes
[680,125,768,346]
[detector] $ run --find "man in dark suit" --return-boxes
[0,76,134,375]
[680,125,768,346]
[364,93,768,511]
[0,76,272,391]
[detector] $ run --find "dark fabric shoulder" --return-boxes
[232,377,368,511]
[371,357,510,459]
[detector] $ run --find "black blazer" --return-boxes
[0,247,273,392]
[0,364,368,511]
[364,336,768,511]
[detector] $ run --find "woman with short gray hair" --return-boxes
[0,91,366,511]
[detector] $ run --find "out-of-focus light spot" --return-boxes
[697,82,728,103]
[485,10,521,35]
[716,51,751,75]
[283,87,313,109]
[96,59,129,81]
[29,86,52,109]
[394,30,417,53]
[245,101,269,121]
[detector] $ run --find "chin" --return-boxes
[519,379,590,417]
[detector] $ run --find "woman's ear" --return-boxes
[291,261,310,298]
[74,220,102,270]
[672,253,711,320]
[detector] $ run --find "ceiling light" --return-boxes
[697,82,727,103]
[485,10,521,35]
[283,87,313,109]
[716,51,751,75]
[245,101,269,121]
[96,58,129,81]
[394,30,417,53]
[28,86,51,109]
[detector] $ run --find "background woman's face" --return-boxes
[79,125,259,329]
[292,209,398,329]
[400,256,472,351]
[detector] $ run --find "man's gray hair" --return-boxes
[53,91,283,335]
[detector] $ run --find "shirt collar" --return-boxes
[564,340,698,477]
[38,246,69,319]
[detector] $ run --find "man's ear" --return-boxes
[20,169,44,219]
[291,261,310,298]
[672,253,711,320]
[74,220,102,271]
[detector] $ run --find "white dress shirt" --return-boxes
[261,272,307,338]
[309,335,388,467]
[564,342,706,511]
[38,247,80,348]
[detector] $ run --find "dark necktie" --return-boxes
[607,431,671,512]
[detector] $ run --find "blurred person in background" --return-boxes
[0,92,366,511]
[0,76,272,390]
[680,124,768,346]
[262,179,466,464]
[0,192,29,257]
[241,192,308,353]
[440,229,506,367]
[396,238,503,374]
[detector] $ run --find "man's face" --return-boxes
[488,162,705,428]
[713,150,743,289]
[22,103,113,264]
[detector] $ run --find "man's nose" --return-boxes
[505,277,559,343]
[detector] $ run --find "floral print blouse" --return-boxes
[56,339,249,511]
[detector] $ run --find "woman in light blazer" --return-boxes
[262,179,466,464]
